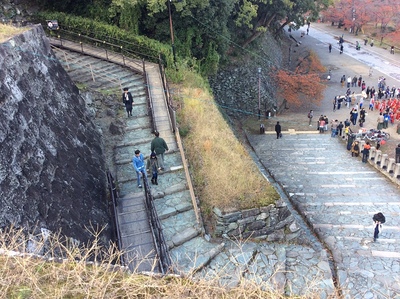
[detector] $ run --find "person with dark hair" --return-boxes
[362,142,371,163]
[122,87,134,117]
[373,212,386,242]
[151,132,169,170]
[275,121,282,139]
[147,152,159,185]
[396,144,400,163]
[307,110,313,126]
[132,149,146,188]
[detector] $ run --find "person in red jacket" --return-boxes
[362,142,371,163]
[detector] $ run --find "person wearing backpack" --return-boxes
[373,212,386,242]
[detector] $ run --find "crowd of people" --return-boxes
[306,75,400,160]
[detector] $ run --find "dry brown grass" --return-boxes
[175,71,279,213]
[0,226,324,299]
[0,24,27,43]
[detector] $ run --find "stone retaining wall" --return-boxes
[213,199,301,241]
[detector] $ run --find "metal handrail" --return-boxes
[142,176,172,274]
[50,36,172,273]
[51,45,123,90]
[106,171,125,266]
[49,28,160,65]
[59,25,158,55]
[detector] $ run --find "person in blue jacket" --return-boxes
[132,149,146,188]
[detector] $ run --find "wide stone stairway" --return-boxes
[248,132,400,298]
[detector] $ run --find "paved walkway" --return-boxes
[248,23,400,298]
[247,132,400,298]
[279,22,400,162]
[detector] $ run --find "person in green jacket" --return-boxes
[151,131,168,170]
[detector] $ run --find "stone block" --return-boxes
[387,158,396,173]
[242,208,260,218]
[369,146,376,160]
[375,150,382,165]
[171,227,200,247]
[247,220,266,231]
[260,204,275,213]
[394,163,400,178]
[380,154,388,169]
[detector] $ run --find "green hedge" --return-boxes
[36,12,174,67]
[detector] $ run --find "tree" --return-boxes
[273,51,325,109]
[232,0,332,48]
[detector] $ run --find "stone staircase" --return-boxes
[51,42,336,297]
[248,132,400,298]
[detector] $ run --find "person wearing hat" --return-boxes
[147,152,159,185]
[132,149,146,188]
[122,87,134,117]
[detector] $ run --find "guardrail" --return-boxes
[51,45,124,90]
[106,171,125,265]
[142,176,172,274]
[48,28,160,66]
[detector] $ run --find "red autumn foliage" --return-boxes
[323,0,400,43]
[274,51,325,108]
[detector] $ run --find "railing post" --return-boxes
[375,150,382,165]
[387,158,396,173]
[90,64,95,82]
[380,154,388,169]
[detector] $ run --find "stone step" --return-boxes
[154,190,192,220]
[169,236,224,274]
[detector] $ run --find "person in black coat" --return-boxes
[396,144,400,163]
[373,212,386,242]
[275,121,282,139]
[122,87,134,117]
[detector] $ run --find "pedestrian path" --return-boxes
[49,36,337,297]
[247,132,400,298]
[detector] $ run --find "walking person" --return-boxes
[396,144,400,163]
[377,113,384,130]
[351,140,360,157]
[122,87,134,117]
[132,149,147,188]
[373,212,386,242]
[362,142,371,163]
[318,117,325,134]
[308,110,313,126]
[275,121,282,139]
[147,152,159,185]
[328,43,332,53]
[340,75,346,88]
[151,131,169,170]
[337,121,344,138]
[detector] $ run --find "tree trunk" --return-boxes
[275,21,290,38]
[277,99,288,115]
[235,13,276,50]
